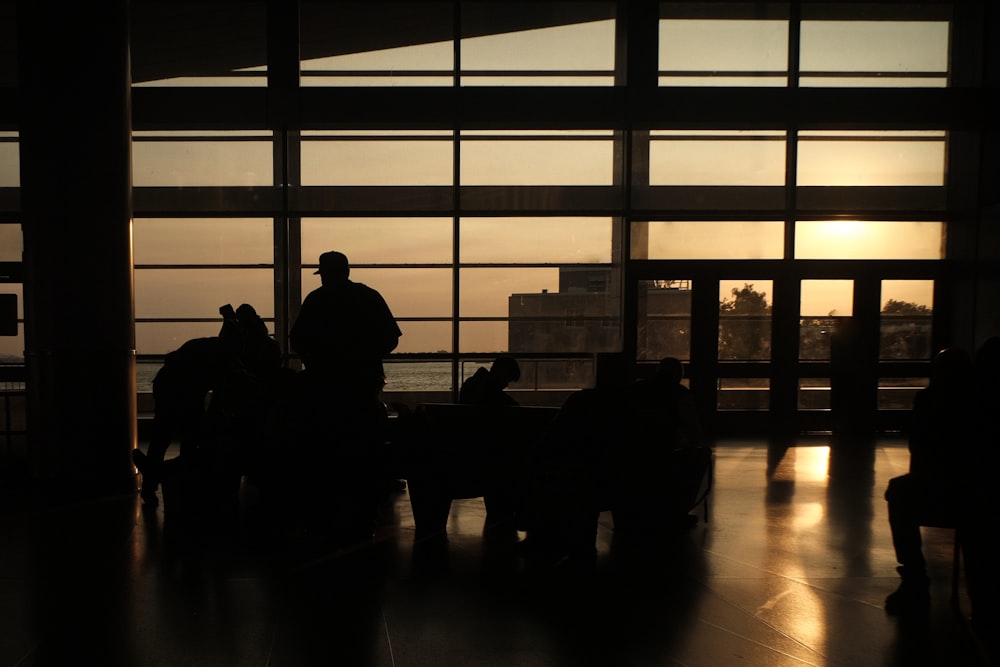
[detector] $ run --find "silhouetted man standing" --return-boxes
[290,251,401,404]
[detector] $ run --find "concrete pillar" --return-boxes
[17,1,137,499]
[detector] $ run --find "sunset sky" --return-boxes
[0,15,949,358]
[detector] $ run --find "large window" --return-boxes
[117,1,962,412]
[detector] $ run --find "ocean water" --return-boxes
[136,361,457,393]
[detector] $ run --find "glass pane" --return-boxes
[878,377,929,410]
[649,131,785,185]
[632,221,784,259]
[490,266,621,354]
[799,378,830,410]
[533,359,594,390]
[659,18,788,87]
[800,280,852,360]
[135,269,274,318]
[718,378,769,410]
[384,360,453,392]
[460,131,614,185]
[797,130,946,186]
[131,2,267,87]
[459,268,561,317]
[301,268,451,318]
[880,280,934,360]
[136,321,233,355]
[133,131,273,186]
[637,279,691,361]
[300,2,454,87]
[796,221,944,260]
[460,321,510,354]
[136,361,163,393]
[461,217,612,263]
[301,131,453,186]
[507,289,621,355]
[719,281,772,361]
[394,321,452,355]
[0,224,22,261]
[0,327,23,361]
[302,218,452,265]
[800,21,949,88]
[134,218,274,264]
[0,290,22,360]
[462,3,616,86]
[0,134,18,187]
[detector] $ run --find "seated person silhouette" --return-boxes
[518,353,632,565]
[884,346,976,615]
[459,355,521,407]
[132,304,274,507]
[630,356,703,450]
[221,304,288,483]
[618,356,708,532]
[963,336,1000,637]
[452,355,523,531]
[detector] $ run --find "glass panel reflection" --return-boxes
[0,224,22,261]
[462,3,616,86]
[638,279,691,361]
[301,131,453,186]
[0,134,18,187]
[632,221,784,259]
[719,281,772,361]
[796,221,944,260]
[800,20,949,88]
[649,131,785,185]
[393,322,452,355]
[878,377,929,410]
[718,378,769,410]
[135,269,274,319]
[659,17,788,87]
[461,217,612,263]
[302,218,453,265]
[797,130,946,186]
[461,268,561,318]
[134,218,273,264]
[800,280,852,361]
[0,334,22,361]
[880,280,934,360]
[133,131,273,186]
[799,378,831,410]
[460,321,509,355]
[460,131,614,185]
[384,360,453,391]
[136,321,235,355]
[300,2,453,87]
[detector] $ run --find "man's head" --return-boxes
[490,355,521,388]
[657,356,684,384]
[315,251,350,284]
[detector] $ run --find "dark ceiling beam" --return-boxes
[126,86,991,130]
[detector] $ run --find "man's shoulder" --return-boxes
[346,280,384,297]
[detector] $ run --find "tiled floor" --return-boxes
[1,439,994,666]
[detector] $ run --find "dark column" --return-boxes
[17,1,137,499]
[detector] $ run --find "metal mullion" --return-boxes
[451,0,461,397]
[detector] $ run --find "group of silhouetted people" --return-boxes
[133,251,402,549]
[451,353,710,567]
[132,303,283,507]
[883,336,1000,635]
